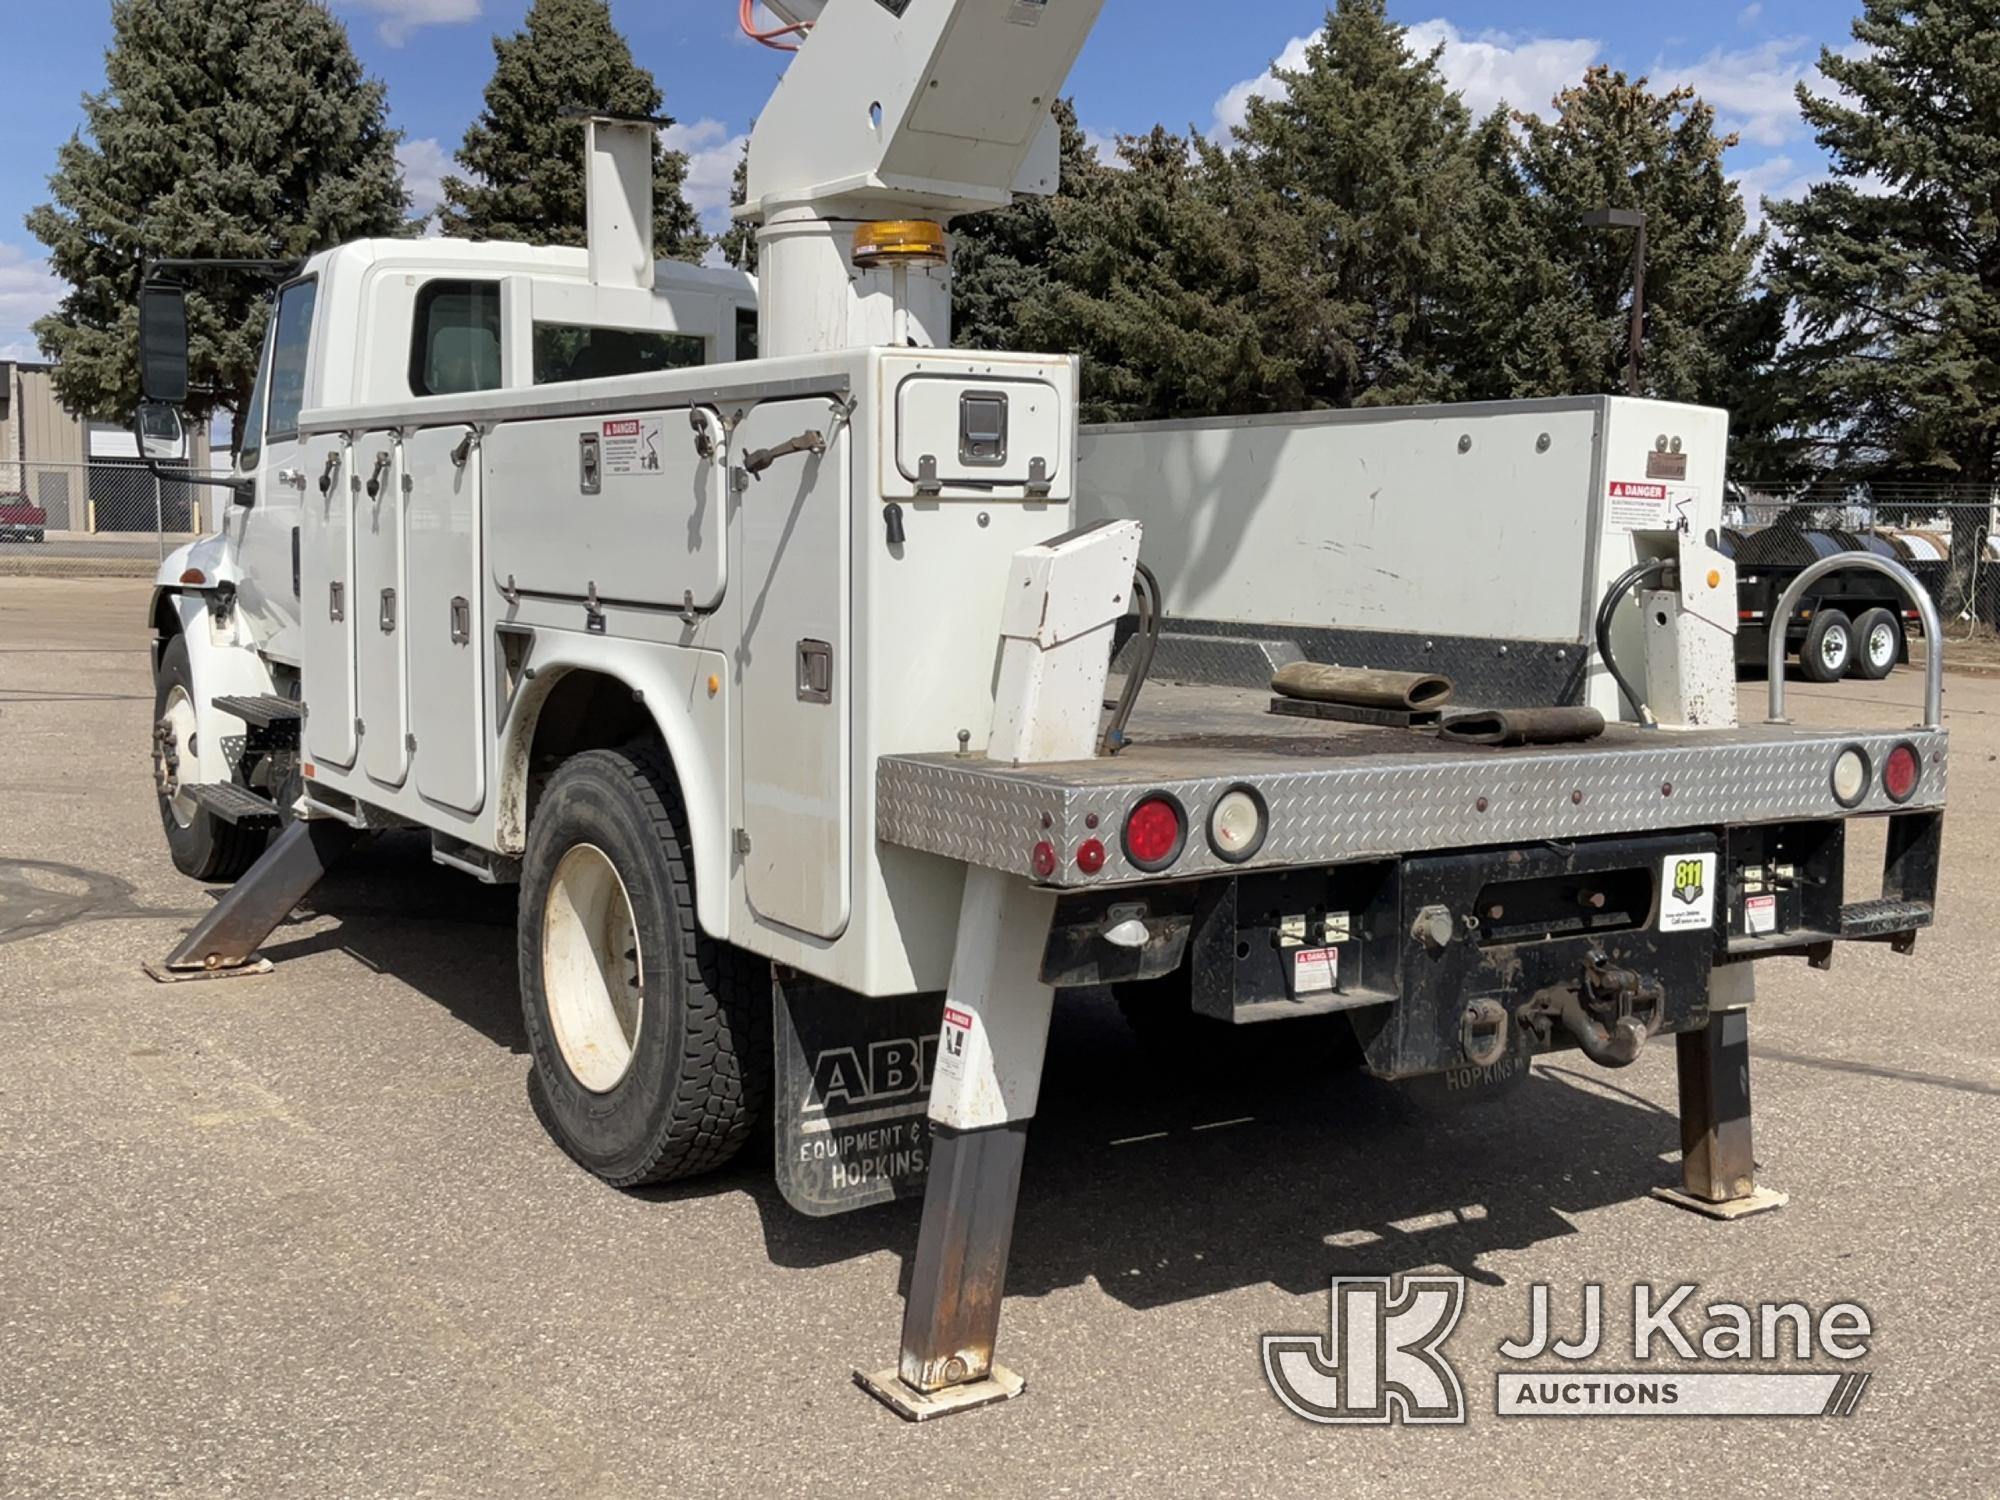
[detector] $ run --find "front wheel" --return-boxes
[1853,608,1902,681]
[1799,609,1855,683]
[153,632,267,881]
[518,745,768,1187]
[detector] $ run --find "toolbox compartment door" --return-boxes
[482,408,726,610]
[301,433,357,770]
[735,397,850,940]
[354,431,409,788]
[405,424,485,814]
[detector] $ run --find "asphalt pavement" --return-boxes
[1,577,1995,1499]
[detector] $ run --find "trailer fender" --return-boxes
[496,639,732,943]
[157,589,279,789]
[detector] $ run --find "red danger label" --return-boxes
[1609,482,1668,500]
[942,1007,974,1031]
[602,419,642,437]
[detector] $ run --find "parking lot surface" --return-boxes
[2,578,1995,1498]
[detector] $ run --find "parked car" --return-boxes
[0,492,48,544]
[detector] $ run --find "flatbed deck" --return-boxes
[878,682,1948,887]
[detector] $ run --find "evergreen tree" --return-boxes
[1468,68,1777,426]
[1016,129,1313,423]
[1231,0,1483,408]
[1765,0,2000,608]
[439,0,705,262]
[951,100,1105,352]
[24,0,408,428]
[716,141,757,274]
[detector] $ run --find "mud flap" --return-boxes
[773,970,945,1217]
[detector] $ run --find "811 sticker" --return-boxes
[1661,853,1719,932]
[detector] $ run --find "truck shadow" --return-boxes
[723,991,1679,1311]
[250,833,1680,1308]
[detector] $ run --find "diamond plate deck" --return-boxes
[877,684,1948,889]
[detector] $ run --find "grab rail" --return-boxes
[1765,554,1944,729]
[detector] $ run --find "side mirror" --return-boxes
[133,399,186,460]
[137,280,190,405]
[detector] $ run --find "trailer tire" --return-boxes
[1799,609,1855,683]
[518,744,768,1188]
[153,633,267,882]
[1854,608,1901,681]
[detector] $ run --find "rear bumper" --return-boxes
[880,726,1949,890]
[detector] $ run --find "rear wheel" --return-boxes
[518,745,768,1187]
[1799,609,1855,683]
[152,633,266,881]
[1854,608,1902,681]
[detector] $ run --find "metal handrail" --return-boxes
[1766,553,1944,729]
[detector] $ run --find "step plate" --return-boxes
[186,781,282,829]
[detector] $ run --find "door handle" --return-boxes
[277,467,306,490]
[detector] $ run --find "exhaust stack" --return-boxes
[584,115,656,292]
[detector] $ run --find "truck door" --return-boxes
[301,431,357,769]
[354,431,410,788]
[404,424,485,814]
[234,276,319,665]
[735,397,850,940]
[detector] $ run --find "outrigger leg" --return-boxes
[145,818,359,982]
[857,519,1144,1421]
[1653,968,1788,1219]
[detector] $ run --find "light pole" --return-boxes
[1583,206,1648,397]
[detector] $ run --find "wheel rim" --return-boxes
[1820,625,1850,672]
[542,843,644,1093]
[155,685,198,829]
[1868,622,1898,669]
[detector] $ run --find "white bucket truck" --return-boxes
[133,0,1948,1420]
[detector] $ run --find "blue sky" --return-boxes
[0,1,1863,361]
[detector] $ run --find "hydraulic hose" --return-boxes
[1100,562,1161,756]
[1594,559,1671,729]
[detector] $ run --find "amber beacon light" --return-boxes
[852,219,949,269]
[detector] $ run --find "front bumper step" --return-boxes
[187,782,282,829]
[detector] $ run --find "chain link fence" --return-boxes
[1732,483,2000,670]
[1,460,231,575]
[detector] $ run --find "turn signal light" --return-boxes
[1122,795,1186,872]
[1883,743,1922,804]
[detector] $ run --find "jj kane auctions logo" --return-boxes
[1265,1277,1873,1424]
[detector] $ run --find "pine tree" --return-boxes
[1764,0,2000,610]
[716,141,758,274]
[951,100,1105,352]
[24,0,408,428]
[1231,0,1484,408]
[439,0,705,262]
[1468,68,1777,424]
[1016,129,1313,423]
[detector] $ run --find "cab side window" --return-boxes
[411,281,502,397]
[264,278,319,440]
[236,322,274,469]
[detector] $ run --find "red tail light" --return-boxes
[1883,743,1922,803]
[1122,795,1187,872]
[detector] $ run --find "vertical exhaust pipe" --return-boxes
[583,114,657,292]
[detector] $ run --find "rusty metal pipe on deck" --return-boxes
[1272,663,1455,713]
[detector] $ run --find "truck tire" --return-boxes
[1799,609,1855,683]
[1854,608,1902,681]
[152,633,267,882]
[518,745,769,1187]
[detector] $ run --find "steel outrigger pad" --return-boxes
[1651,1003,1787,1221]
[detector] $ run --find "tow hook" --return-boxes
[1553,955,1665,1070]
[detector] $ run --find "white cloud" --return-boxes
[1080,125,1129,170]
[0,242,63,363]
[663,117,749,233]
[336,0,482,47]
[1659,38,1822,148]
[1404,21,1602,120]
[1211,34,1312,139]
[396,137,452,222]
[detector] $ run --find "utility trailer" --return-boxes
[1726,528,1926,683]
[129,0,1951,1422]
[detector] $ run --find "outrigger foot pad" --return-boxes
[1651,1184,1788,1221]
[143,957,275,985]
[854,1365,1026,1422]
